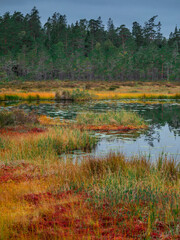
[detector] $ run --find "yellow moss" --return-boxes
[0,89,180,101]
[0,92,55,100]
[91,91,180,100]
[38,115,67,126]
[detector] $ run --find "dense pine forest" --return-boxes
[0,7,180,82]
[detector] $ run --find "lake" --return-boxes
[1,99,180,161]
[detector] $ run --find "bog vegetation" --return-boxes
[0,108,179,239]
[0,151,179,239]
[0,6,180,239]
[0,90,180,102]
[76,110,147,131]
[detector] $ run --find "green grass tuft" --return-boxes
[76,110,146,127]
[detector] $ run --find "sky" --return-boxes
[0,0,179,37]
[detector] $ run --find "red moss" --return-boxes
[55,190,75,199]
[24,191,130,239]
[77,124,146,132]
[0,126,46,136]
[28,127,45,133]
[12,188,179,239]
[0,165,21,183]
[24,192,52,205]
[0,163,40,183]
[3,183,178,239]
[150,232,161,239]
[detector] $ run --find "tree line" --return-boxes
[0,7,179,82]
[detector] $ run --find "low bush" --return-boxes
[0,109,39,128]
[55,90,72,100]
[0,110,14,128]
[108,85,119,91]
[71,89,92,101]
[55,89,92,101]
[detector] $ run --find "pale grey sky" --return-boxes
[0,0,179,37]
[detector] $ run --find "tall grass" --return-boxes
[0,127,96,162]
[67,154,180,237]
[0,152,179,239]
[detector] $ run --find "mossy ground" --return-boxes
[0,154,179,239]
[0,102,179,239]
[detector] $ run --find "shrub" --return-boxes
[0,109,39,128]
[0,110,14,128]
[71,89,92,101]
[108,85,119,91]
[55,90,72,100]
[84,84,91,90]
[55,89,92,101]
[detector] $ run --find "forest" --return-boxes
[0,7,180,82]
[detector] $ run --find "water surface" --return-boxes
[1,99,180,161]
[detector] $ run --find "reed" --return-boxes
[0,154,179,239]
[66,154,180,238]
[0,127,96,162]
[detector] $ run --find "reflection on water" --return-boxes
[1,99,180,160]
[93,123,179,160]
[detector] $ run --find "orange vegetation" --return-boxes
[92,92,180,100]
[0,90,180,102]
[0,91,55,100]
[78,124,147,132]
[37,117,147,132]
[38,115,67,126]
[0,164,179,239]
[0,126,46,136]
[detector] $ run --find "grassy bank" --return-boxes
[0,154,179,239]
[0,80,180,102]
[0,92,55,101]
[0,108,96,162]
[0,89,92,102]
[0,91,180,102]
[1,91,180,101]
[1,80,180,94]
[91,92,180,100]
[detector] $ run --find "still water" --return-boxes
[1,99,180,161]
